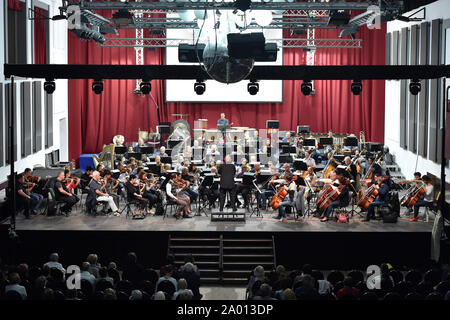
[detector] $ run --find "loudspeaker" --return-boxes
[178,44,205,63]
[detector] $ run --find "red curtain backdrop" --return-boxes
[34,7,47,64]
[68,23,386,160]
[8,0,23,11]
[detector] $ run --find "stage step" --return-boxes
[168,233,276,285]
[210,209,246,222]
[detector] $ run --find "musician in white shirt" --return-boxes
[410,175,434,222]
[304,151,316,168]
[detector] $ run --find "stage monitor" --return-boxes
[297,125,310,134]
[303,138,316,147]
[115,146,127,154]
[140,146,154,155]
[344,136,359,147]
[266,120,280,129]
[320,137,334,146]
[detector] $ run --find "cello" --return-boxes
[401,184,426,208]
[317,178,350,211]
[269,174,295,210]
[357,185,379,210]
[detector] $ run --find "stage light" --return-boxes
[92,80,104,94]
[44,79,55,94]
[140,81,151,95]
[194,81,206,95]
[351,81,363,95]
[301,80,313,96]
[409,79,421,95]
[247,81,259,95]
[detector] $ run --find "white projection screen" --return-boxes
[165,27,283,103]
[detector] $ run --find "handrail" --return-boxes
[219,234,223,284]
[272,235,277,268]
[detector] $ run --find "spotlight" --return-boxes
[351,81,363,95]
[44,79,55,94]
[409,79,421,95]
[247,81,259,95]
[140,81,151,95]
[194,81,206,95]
[92,80,104,95]
[301,80,313,96]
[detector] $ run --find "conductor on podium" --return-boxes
[219,155,237,212]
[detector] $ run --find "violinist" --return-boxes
[181,167,198,203]
[125,174,150,213]
[17,173,44,217]
[235,165,252,209]
[23,168,45,206]
[117,162,131,175]
[103,170,121,209]
[364,174,390,222]
[166,173,192,219]
[80,166,94,190]
[410,175,434,222]
[320,174,350,222]
[54,171,79,215]
[154,155,164,174]
[64,169,80,194]
[89,171,121,216]
[139,172,157,214]
[280,163,291,178]
[272,172,297,222]
[23,168,41,183]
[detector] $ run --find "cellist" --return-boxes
[410,175,434,222]
[320,174,350,222]
[272,172,297,222]
[364,174,390,221]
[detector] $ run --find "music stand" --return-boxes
[160,156,172,164]
[297,125,310,134]
[114,146,127,155]
[293,159,308,172]
[140,146,154,155]
[303,139,316,147]
[126,152,142,160]
[279,154,293,164]
[320,137,333,146]
[344,136,359,147]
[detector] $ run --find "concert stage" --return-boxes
[2,210,434,272]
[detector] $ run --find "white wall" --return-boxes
[0,0,68,183]
[385,0,450,182]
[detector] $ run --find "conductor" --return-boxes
[219,155,237,212]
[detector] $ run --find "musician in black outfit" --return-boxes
[54,171,79,214]
[235,165,252,209]
[364,174,390,221]
[80,166,93,189]
[219,155,237,212]
[320,175,350,222]
[367,157,382,176]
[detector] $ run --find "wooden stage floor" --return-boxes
[11,208,434,233]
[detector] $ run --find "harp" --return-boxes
[93,143,115,169]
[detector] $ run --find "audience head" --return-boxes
[130,290,143,301]
[283,288,296,300]
[154,291,166,300]
[49,253,59,262]
[178,278,188,290]
[87,254,98,266]
[8,272,21,284]
[254,266,265,279]
[183,263,194,273]
[127,252,137,264]
[81,262,90,272]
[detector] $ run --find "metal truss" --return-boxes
[62,0,383,11]
[98,37,362,49]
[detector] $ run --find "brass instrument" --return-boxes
[93,144,115,170]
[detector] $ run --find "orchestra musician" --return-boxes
[364,173,390,222]
[166,173,192,219]
[89,171,121,216]
[16,173,44,217]
[154,155,164,174]
[320,174,350,222]
[410,175,434,222]
[155,146,168,157]
[80,166,94,190]
[304,151,316,168]
[344,156,358,183]
[125,174,150,213]
[282,132,294,144]
[181,167,199,203]
[235,165,252,209]
[54,171,79,215]
[217,113,229,138]
[64,169,81,194]
[273,172,297,222]
[103,170,121,210]
[23,168,45,209]
[96,164,105,177]
[218,155,237,212]
[366,157,382,178]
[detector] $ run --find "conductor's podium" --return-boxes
[210,208,246,222]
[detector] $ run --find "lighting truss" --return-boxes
[98,37,362,49]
